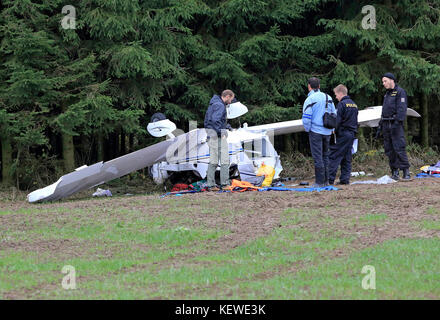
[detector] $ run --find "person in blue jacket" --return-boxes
[302,77,336,187]
[380,73,411,180]
[328,84,358,185]
[204,90,234,189]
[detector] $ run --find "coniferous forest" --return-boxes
[1,0,440,189]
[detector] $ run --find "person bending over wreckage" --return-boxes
[204,89,235,191]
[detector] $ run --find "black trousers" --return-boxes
[382,121,410,169]
[309,131,330,184]
[329,130,355,183]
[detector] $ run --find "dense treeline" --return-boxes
[1,0,440,189]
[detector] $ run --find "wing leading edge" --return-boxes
[27,137,177,203]
[246,106,420,136]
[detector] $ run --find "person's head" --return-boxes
[221,89,235,104]
[307,77,320,92]
[333,84,348,102]
[382,73,396,90]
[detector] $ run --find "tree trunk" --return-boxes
[283,134,293,153]
[62,132,75,172]
[432,96,440,146]
[108,132,118,160]
[129,133,134,153]
[357,128,365,152]
[293,133,299,152]
[97,133,104,162]
[1,136,13,185]
[80,135,89,164]
[120,128,126,156]
[421,93,429,148]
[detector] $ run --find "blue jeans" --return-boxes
[309,131,330,184]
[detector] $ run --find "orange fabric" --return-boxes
[223,179,261,192]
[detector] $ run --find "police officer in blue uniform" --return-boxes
[380,73,411,180]
[328,84,358,185]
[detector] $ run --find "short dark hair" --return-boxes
[308,77,320,89]
[221,89,235,98]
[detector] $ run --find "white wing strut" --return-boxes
[246,106,420,136]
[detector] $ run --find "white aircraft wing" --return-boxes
[27,137,180,203]
[246,106,420,135]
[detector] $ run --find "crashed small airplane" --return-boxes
[27,102,421,203]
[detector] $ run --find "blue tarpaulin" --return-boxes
[416,173,440,178]
[161,185,340,197]
[258,185,339,192]
[161,190,199,197]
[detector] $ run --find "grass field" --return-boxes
[1,177,440,299]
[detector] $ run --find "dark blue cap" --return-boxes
[383,72,396,81]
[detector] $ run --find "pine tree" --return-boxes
[0,0,116,185]
[319,0,440,146]
[2,0,440,187]
[0,0,55,186]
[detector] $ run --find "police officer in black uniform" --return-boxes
[328,84,358,185]
[380,72,411,180]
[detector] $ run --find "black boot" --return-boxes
[324,167,329,186]
[313,167,326,188]
[391,168,400,181]
[402,168,411,180]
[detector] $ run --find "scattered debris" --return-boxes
[222,180,262,192]
[160,178,339,197]
[189,180,209,192]
[241,175,265,186]
[92,188,112,197]
[419,162,440,175]
[271,181,285,187]
[279,177,297,182]
[171,183,189,192]
[351,175,397,185]
[257,163,276,187]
